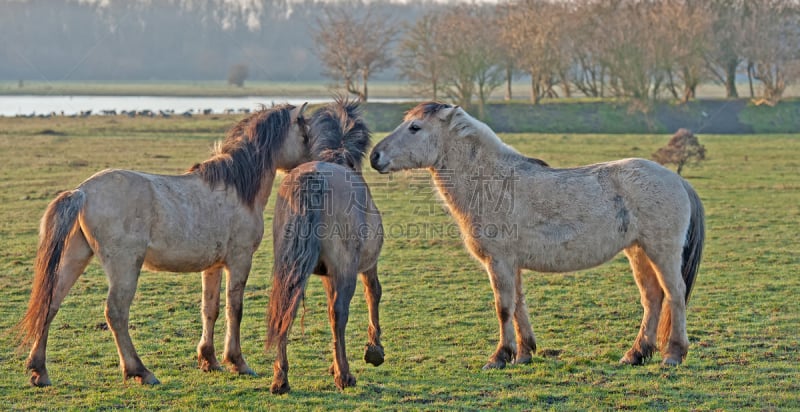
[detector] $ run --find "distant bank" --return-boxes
[361,100,800,134]
[1,81,797,134]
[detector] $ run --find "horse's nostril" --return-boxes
[370,151,380,163]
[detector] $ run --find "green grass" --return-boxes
[0,116,798,410]
[739,100,800,133]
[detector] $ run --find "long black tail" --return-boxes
[17,189,86,349]
[265,172,325,350]
[681,180,705,304]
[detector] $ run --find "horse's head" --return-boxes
[275,102,312,170]
[309,96,371,170]
[370,101,460,173]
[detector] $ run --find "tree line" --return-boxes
[314,0,800,111]
[3,0,798,110]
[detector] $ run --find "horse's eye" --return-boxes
[409,123,421,133]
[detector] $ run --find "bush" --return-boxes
[652,128,706,176]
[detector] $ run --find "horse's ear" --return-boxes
[299,102,308,118]
[437,106,460,123]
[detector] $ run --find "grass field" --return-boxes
[0,115,798,410]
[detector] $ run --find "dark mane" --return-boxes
[403,101,453,121]
[190,103,295,207]
[525,156,549,167]
[309,96,371,170]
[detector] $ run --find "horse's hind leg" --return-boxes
[483,258,518,370]
[270,333,291,394]
[197,267,223,372]
[322,274,357,390]
[647,248,689,366]
[360,265,384,366]
[512,268,537,365]
[620,244,663,365]
[27,231,93,387]
[221,262,255,375]
[101,253,159,384]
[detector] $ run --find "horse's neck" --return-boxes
[431,132,511,220]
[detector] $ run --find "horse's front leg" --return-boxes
[360,265,384,366]
[322,275,357,390]
[483,258,518,370]
[221,261,256,376]
[197,267,223,371]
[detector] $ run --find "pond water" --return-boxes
[0,95,413,117]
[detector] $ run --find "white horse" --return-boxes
[370,102,704,368]
[17,104,311,386]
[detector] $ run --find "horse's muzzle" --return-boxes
[370,151,390,174]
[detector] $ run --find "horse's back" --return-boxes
[77,168,256,272]
[472,157,695,272]
[278,161,383,274]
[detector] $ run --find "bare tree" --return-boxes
[501,0,552,103]
[397,12,443,101]
[587,1,711,103]
[565,1,607,98]
[437,5,504,117]
[705,0,749,98]
[652,128,706,176]
[593,1,650,100]
[313,6,399,101]
[494,3,519,101]
[741,0,800,104]
[227,63,249,87]
[657,0,713,103]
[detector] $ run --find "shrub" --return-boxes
[652,128,706,175]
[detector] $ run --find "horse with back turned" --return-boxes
[17,103,311,386]
[266,97,385,394]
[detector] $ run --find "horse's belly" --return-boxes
[509,218,629,271]
[143,246,225,273]
[520,239,625,273]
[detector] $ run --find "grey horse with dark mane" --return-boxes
[371,102,704,369]
[17,103,311,386]
[266,97,384,393]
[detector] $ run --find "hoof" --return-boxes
[661,357,682,367]
[364,344,385,367]
[334,373,356,390]
[270,380,290,395]
[236,366,257,377]
[134,373,161,385]
[620,352,646,366]
[482,360,507,370]
[512,354,532,365]
[30,372,52,387]
[198,358,223,372]
[225,358,257,376]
